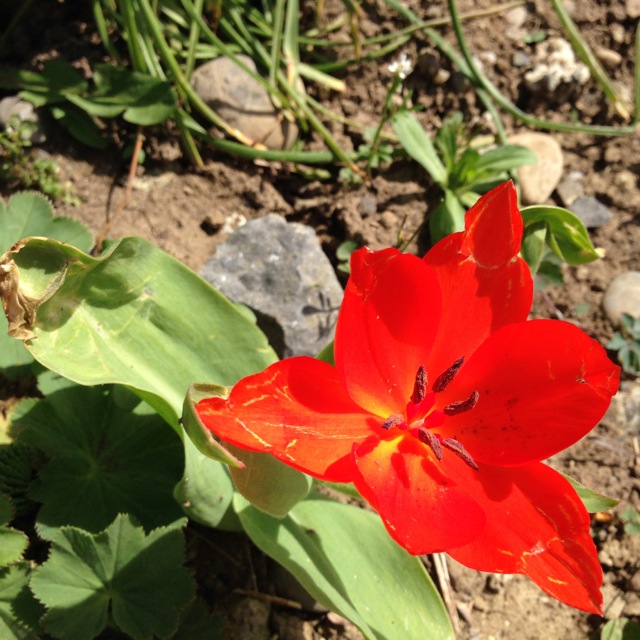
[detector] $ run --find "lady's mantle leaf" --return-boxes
[30,515,194,640]
[0,563,42,640]
[15,385,183,537]
[0,494,28,567]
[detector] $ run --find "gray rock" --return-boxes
[200,214,343,358]
[0,95,45,143]
[603,271,640,327]
[508,132,563,204]
[569,195,613,228]
[191,55,298,150]
[512,51,531,68]
[556,171,584,206]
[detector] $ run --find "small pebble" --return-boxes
[357,193,377,217]
[505,6,527,28]
[611,23,626,45]
[596,46,622,69]
[512,51,531,68]
[379,211,397,230]
[603,271,640,326]
[568,195,613,228]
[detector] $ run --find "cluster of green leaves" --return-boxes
[0,122,75,203]
[0,192,455,639]
[0,60,177,151]
[392,110,536,242]
[607,314,640,375]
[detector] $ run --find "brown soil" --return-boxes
[2,0,640,638]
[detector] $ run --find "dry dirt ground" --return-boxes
[2,0,640,638]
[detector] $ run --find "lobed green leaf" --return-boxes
[31,515,194,640]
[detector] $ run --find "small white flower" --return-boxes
[388,53,413,80]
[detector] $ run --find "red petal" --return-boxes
[447,462,603,613]
[336,248,442,417]
[352,433,485,554]
[196,357,377,482]
[424,182,533,373]
[438,319,620,465]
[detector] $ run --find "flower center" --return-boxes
[380,360,479,470]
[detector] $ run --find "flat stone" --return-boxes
[568,195,613,228]
[191,55,297,150]
[200,214,343,358]
[508,132,563,204]
[603,271,640,326]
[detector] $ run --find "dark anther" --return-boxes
[432,357,464,393]
[411,365,428,405]
[417,428,442,460]
[381,413,404,430]
[442,438,479,471]
[443,391,479,416]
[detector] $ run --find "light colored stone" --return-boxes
[524,38,590,94]
[627,0,640,19]
[596,46,623,69]
[191,55,298,150]
[200,214,343,358]
[508,132,563,204]
[603,271,640,326]
[505,6,527,28]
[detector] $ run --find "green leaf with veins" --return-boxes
[30,515,194,640]
[0,563,42,640]
[0,493,27,567]
[15,385,183,537]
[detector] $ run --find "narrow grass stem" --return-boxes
[447,0,636,136]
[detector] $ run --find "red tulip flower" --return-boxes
[197,182,619,613]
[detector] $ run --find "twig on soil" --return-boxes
[95,128,144,255]
[432,553,460,636]
[233,588,304,610]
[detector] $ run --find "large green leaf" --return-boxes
[1,235,279,525]
[235,494,454,640]
[14,385,183,537]
[0,192,92,370]
[3,236,276,423]
[30,515,194,640]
